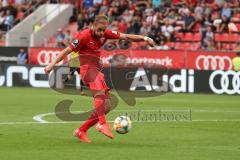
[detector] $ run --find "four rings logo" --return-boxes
[37,50,63,65]
[209,70,240,94]
[196,55,232,70]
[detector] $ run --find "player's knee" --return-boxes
[94,93,111,114]
[104,99,112,114]
[94,94,106,107]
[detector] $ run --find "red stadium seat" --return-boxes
[220,33,229,42]
[191,42,201,50]
[236,23,240,31]
[193,32,201,41]
[183,42,191,49]
[231,33,239,42]
[177,42,191,50]
[166,42,174,49]
[174,42,181,50]
[175,32,184,40]
[230,43,236,50]
[222,43,229,50]
[237,13,240,19]
[214,33,221,42]
[183,33,193,41]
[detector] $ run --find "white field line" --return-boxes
[32,109,240,123]
[0,109,239,125]
[1,120,240,125]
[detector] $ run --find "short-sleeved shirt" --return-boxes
[69,28,120,70]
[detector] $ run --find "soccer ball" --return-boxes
[113,115,132,134]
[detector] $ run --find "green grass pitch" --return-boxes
[0,87,240,160]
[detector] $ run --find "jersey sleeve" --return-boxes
[104,29,121,39]
[69,33,85,52]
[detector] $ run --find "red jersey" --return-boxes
[69,28,120,69]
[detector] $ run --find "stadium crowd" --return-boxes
[72,0,240,51]
[0,0,48,38]
[0,0,240,51]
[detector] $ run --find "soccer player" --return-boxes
[44,15,155,143]
[64,51,85,95]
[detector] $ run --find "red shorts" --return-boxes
[80,66,110,97]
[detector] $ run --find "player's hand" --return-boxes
[144,36,155,47]
[44,65,53,74]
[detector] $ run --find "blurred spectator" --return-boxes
[65,30,72,45]
[152,0,161,8]
[204,37,215,51]
[0,11,6,31]
[117,19,127,33]
[56,28,66,48]
[121,10,133,24]
[149,21,161,42]
[215,0,225,8]
[4,10,14,30]
[93,0,102,6]
[167,9,178,25]
[171,0,185,6]
[182,10,195,32]
[17,48,28,64]
[215,42,224,51]
[99,0,109,15]
[217,15,229,32]
[156,40,170,50]
[109,20,118,31]
[161,19,174,41]
[221,2,232,19]
[203,25,214,45]
[83,0,94,8]
[77,13,90,30]
[126,17,141,34]
[139,21,150,35]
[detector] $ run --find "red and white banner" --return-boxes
[100,50,185,69]
[28,48,237,70]
[186,51,237,70]
[29,48,68,66]
[29,48,185,69]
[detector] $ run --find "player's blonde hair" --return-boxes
[94,15,109,25]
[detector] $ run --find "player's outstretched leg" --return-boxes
[94,94,113,139]
[75,97,113,142]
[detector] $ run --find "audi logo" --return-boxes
[209,70,240,94]
[37,50,62,65]
[196,55,232,70]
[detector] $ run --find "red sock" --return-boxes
[94,95,107,124]
[79,95,107,131]
[80,113,99,132]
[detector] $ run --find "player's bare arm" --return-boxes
[44,46,72,74]
[119,33,156,47]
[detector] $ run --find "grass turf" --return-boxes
[0,87,240,160]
